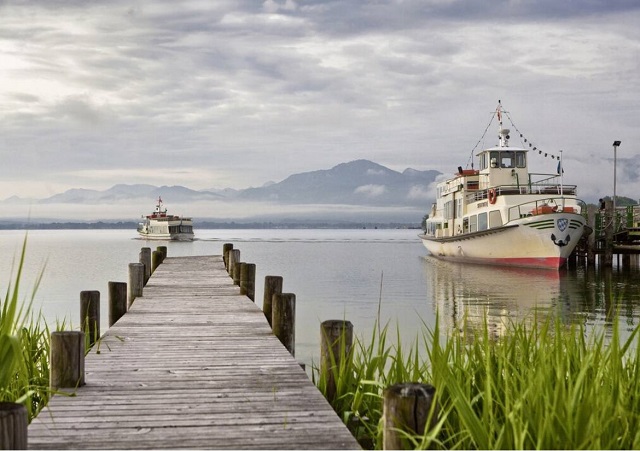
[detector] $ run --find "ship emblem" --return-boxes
[557,218,568,232]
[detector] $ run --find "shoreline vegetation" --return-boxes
[3,243,640,449]
[312,315,640,449]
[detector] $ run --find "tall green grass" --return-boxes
[0,235,52,420]
[313,313,640,449]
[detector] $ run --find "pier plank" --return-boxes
[28,255,360,450]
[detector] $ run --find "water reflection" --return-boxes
[421,255,640,339]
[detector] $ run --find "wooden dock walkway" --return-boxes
[27,255,360,450]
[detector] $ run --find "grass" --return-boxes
[313,312,640,449]
[0,234,52,421]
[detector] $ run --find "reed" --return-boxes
[313,312,640,450]
[0,235,52,421]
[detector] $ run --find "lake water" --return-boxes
[2,229,639,368]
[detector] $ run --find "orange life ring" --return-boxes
[488,188,497,204]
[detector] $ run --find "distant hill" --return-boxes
[2,160,440,208]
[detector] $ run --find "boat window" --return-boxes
[500,151,515,168]
[463,217,469,233]
[469,215,477,233]
[444,201,454,220]
[489,210,503,228]
[516,151,526,168]
[478,212,488,231]
[490,151,499,168]
[456,198,463,218]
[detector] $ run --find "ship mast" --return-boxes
[497,100,510,148]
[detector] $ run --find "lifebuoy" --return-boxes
[488,188,497,204]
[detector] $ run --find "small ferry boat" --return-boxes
[137,197,194,241]
[419,102,587,269]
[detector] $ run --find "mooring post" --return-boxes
[151,250,162,273]
[320,320,353,403]
[128,262,144,308]
[263,275,283,327]
[139,247,151,285]
[108,281,127,327]
[223,243,234,270]
[157,246,167,263]
[228,249,240,278]
[233,261,242,286]
[603,199,614,267]
[587,205,597,266]
[273,293,296,356]
[50,331,85,390]
[0,402,28,450]
[383,383,438,450]
[80,290,100,348]
[240,263,256,301]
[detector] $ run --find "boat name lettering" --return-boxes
[477,201,488,208]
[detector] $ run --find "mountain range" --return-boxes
[1,160,441,224]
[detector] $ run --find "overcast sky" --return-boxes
[1,0,639,204]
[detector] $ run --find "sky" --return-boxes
[1,0,639,210]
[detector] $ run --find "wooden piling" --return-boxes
[0,402,28,450]
[128,262,144,308]
[228,249,240,278]
[223,243,234,270]
[139,247,151,285]
[320,320,353,403]
[157,246,167,263]
[603,200,614,267]
[233,262,242,286]
[240,263,256,302]
[50,331,85,390]
[80,290,100,348]
[272,293,296,356]
[108,281,127,327]
[263,275,283,327]
[151,250,162,273]
[383,383,438,450]
[587,205,596,266]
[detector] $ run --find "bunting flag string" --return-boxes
[503,111,561,161]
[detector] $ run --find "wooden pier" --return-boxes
[27,255,360,450]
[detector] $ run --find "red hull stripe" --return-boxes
[482,256,566,269]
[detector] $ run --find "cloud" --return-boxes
[407,185,432,200]
[354,184,387,197]
[0,0,638,203]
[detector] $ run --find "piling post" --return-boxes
[50,331,85,389]
[223,243,234,270]
[320,320,353,403]
[0,402,28,450]
[139,247,151,285]
[108,281,127,327]
[240,263,256,301]
[128,262,144,308]
[383,383,438,450]
[263,275,283,327]
[233,262,242,286]
[151,250,163,273]
[157,246,167,263]
[603,199,614,267]
[228,249,240,278]
[80,290,100,348]
[273,293,296,356]
[587,205,597,266]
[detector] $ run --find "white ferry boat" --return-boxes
[419,102,587,269]
[137,197,194,241]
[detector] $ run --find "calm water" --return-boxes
[1,229,639,367]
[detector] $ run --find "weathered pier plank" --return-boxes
[28,255,360,450]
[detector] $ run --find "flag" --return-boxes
[557,160,564,174]
[497,108,502,122]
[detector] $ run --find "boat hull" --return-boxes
[138,232,194,241]
[419,213,586,269]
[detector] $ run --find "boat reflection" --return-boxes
[421,255,640,339]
